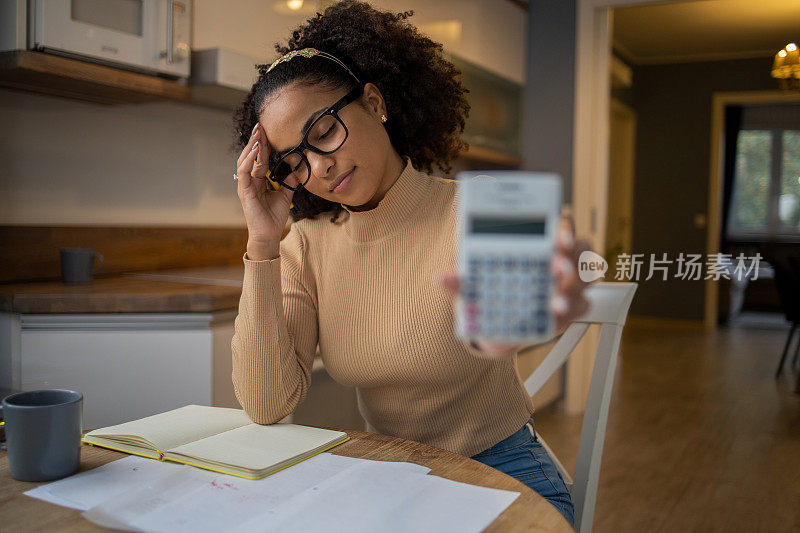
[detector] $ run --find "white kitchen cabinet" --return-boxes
[0,311,240,429]
[192,0,525,85]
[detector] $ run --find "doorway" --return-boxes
[605,98,636,269]
[575,0,798,327]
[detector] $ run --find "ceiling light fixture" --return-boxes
[772,42,800,90]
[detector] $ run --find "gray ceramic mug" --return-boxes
[60,248,104,284]
[2,389,83,482]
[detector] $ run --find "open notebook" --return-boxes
[82,405,350,480]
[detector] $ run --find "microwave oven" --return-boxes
[28,0,192,78]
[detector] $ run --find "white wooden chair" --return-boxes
[524,281,637,533]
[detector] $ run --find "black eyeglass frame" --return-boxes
[269,84,364,192]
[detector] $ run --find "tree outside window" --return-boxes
[727,127,800,239]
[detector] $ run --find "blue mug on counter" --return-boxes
[60,248,104,284]
[2,389,83,482]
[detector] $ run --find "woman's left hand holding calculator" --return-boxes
[439,216,591,358]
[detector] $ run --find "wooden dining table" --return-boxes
[0,428,573,532]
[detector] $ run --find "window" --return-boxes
[781,131,800,230]
[726,105,800,240]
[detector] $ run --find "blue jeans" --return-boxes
[471,418,575,527]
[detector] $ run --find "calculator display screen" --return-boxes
[470,217,546,235]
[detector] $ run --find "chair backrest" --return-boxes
[523,281,637,533]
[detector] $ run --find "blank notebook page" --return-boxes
[85,405,253,452]
[166,424,347,471]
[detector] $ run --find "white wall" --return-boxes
[0,90,245,226]
[192,0,311,60]
[1,0,525,227]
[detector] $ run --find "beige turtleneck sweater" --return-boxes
[231,155,536,457]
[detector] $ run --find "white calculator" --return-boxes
[455,171,562,344]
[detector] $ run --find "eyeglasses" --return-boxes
[267,85,363,192]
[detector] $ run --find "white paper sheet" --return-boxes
[81,455,433,533]
[231,461,521,533]
[23,486,87,510]
[24,452,429,514]
[24,456,188,511]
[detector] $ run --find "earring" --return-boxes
[380,114,387,123]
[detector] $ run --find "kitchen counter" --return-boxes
[0,266,244,314]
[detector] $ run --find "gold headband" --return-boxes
[265,47,360,82]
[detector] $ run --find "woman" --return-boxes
[231,1,589,526]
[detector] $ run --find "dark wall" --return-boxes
[629,57,777,319]
[523,0,576,203]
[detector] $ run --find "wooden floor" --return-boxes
[532,313,800,533]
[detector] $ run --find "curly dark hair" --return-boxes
[233,0,470,222]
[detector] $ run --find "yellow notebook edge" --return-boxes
[81,438,164,462]
[82,434,351,481]
[162,434,351,480]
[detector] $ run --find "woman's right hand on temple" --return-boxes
[236,122,298,261]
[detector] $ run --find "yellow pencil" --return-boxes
[265,170,295,210]
[265,169,280,190]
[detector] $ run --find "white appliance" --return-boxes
[190,48,263,109]
[28,0,192,78]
